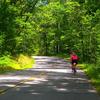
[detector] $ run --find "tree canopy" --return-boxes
[0,0,100,63]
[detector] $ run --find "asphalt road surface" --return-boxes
[0,56,100,100]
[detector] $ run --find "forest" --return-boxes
[0,0,100,92]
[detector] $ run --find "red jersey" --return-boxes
[71,54,78,60]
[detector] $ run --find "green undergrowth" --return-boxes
[55,53,70,60]
[79,64,100,95]
[0,54,35,74]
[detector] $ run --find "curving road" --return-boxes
[0,56,100,100]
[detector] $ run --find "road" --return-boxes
[0,56,100,100]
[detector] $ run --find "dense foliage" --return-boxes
[0,0,100,64]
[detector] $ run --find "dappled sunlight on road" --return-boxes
[0,56,99,100]
[31,68,71,73]
[0,76,30,82]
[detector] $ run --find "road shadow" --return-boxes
[0,56,100,100]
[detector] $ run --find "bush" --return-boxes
[0,55,19,73]
[0,54,34,73]
[17,54,34,69]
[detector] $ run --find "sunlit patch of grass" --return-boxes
[0,54,35,73]
[17,54,34,69]
[0,56,19,73]
[78,64,86,69]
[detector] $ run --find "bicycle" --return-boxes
[72,62,77,74]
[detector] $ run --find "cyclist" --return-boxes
[70,52,79,74]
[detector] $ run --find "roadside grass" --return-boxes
[16,54,35,70]
[79,64,100,95]
[0,54,35,74]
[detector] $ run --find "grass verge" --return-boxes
[79,64,100,95]
[0,54,35,74]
